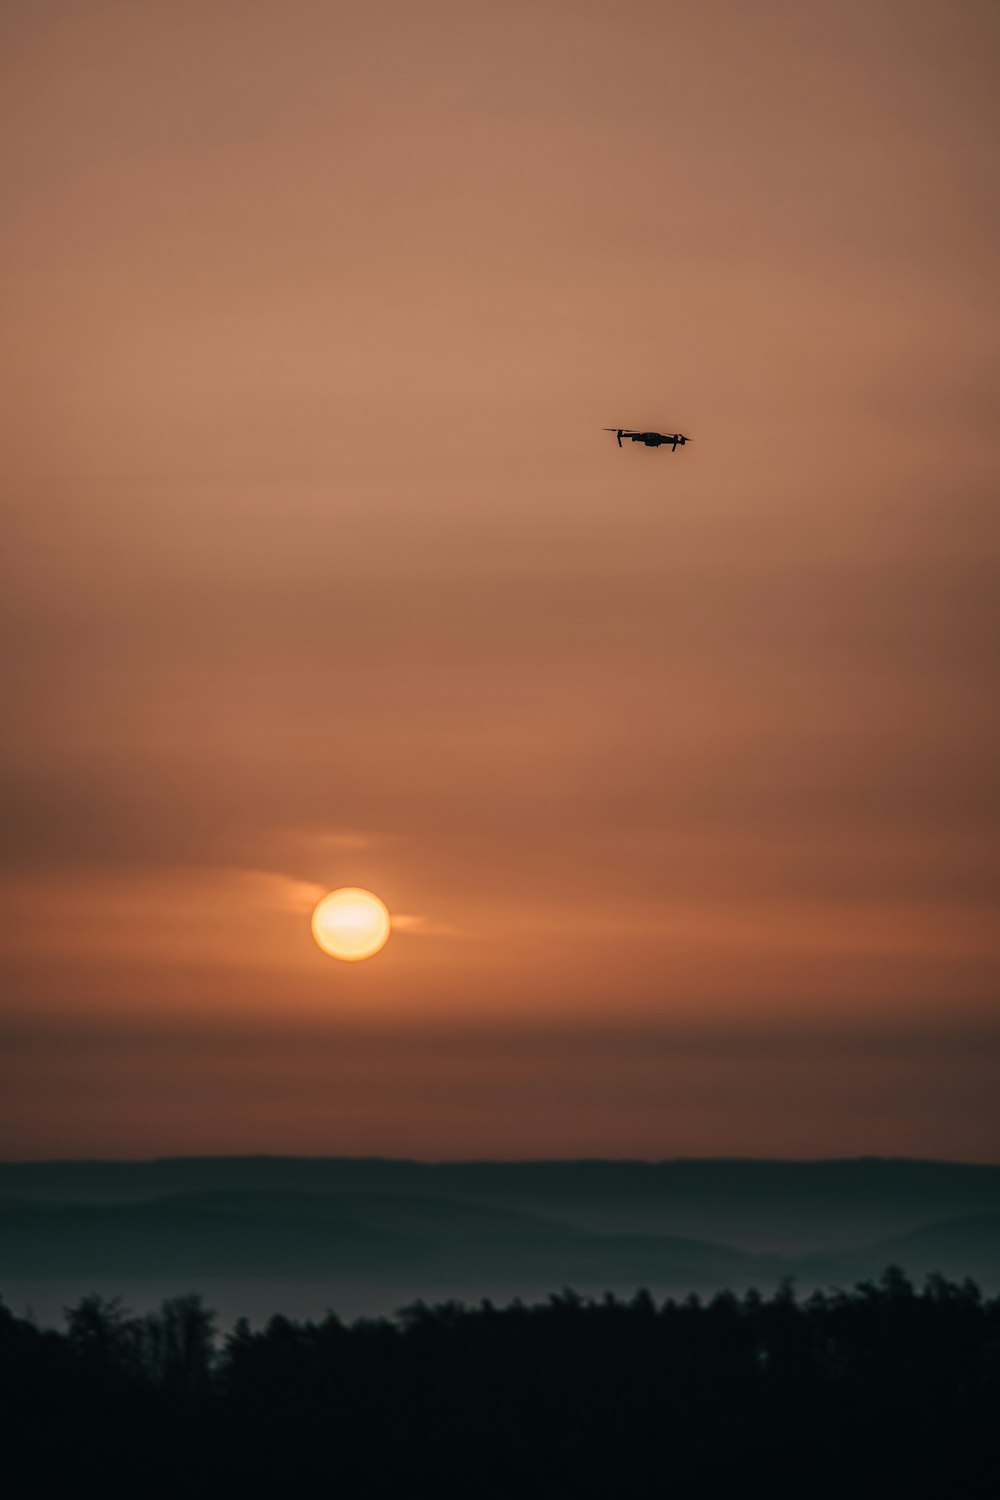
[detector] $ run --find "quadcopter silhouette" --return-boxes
[604,428,691,450]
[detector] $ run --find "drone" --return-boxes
[604,428,691,450]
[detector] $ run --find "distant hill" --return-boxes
[1,1156,996,1249]
[0,1195,434,1278]
[1,1158,996,1326]
[0,1189,769,1288]
[804,1213,1000,1290]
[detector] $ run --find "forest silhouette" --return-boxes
[3,1269,998,1497]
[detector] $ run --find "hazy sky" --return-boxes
[2,0,998,1160]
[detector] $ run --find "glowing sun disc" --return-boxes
[310,887,391,962]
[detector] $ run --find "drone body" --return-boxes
[604,428,691,450]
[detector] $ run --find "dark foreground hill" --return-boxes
[2,1273,997,1499]
[1,1157,997,1325]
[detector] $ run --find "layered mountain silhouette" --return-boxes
[0,1189,767,1290]
[1,1158,997,1325]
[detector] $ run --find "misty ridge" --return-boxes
[2,1156,998,1328]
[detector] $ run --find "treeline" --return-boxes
[2,1269,998,1497]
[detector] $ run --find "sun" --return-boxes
[310,887,391,962]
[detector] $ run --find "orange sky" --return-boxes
[1,0,998,1160]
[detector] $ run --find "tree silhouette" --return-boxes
[0,1274,996,1497]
